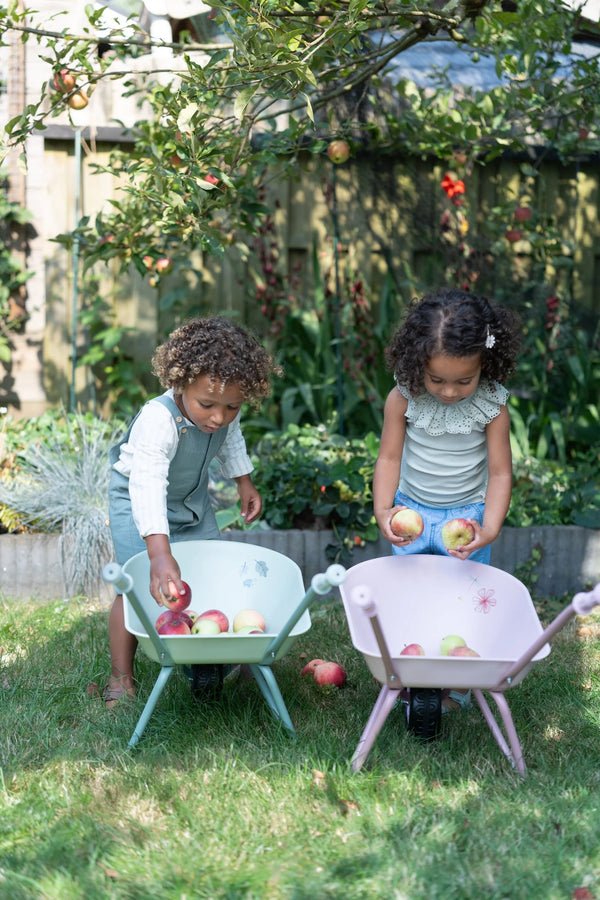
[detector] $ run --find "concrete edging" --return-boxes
[0,526,598,601]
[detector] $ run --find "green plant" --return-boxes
[251,423,380,565]
[0,167,33,366]
[0,409,125,595]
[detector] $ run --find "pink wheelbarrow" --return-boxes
[339,554,600,776]
[102,539,345,748]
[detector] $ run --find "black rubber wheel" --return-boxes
[190,663,224,702]
[406,688,442,742]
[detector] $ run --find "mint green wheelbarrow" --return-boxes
[102,539,345,748]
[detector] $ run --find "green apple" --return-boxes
[440,634,466,656]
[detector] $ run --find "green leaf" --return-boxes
[234,86,259,120]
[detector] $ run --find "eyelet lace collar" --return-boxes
[397,380,508,436]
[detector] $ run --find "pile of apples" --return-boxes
[301,657,347,688]
[399,634,480,658]
[154,580,266,636]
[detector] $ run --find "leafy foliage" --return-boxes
[0,409,125,595]
[0,167,33,364]
[251,424,380,565]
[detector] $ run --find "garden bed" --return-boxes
[1,525,598,601]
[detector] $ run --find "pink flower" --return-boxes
[474,587,496,614]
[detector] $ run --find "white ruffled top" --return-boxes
[397,380,509,435]
[396,380,509,508]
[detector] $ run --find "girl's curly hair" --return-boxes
[386,288,521,396]
[152,316,280,405]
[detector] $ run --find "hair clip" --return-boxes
[485,327,496,349]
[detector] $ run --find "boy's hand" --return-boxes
[235,474,262,525]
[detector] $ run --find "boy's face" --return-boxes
[177,374,244,432]
[424,353,482,404]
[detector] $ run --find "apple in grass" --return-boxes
[441,518,475,550]
[161,580,192,613]
[390,508,424,541]
[301,658,327,676]
[196,609,229,633]
[440,634,467,656]
[313,661,347,688]
[233,609,266,633]
[400,643,425,656]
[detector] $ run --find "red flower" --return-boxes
[441,174,466,199]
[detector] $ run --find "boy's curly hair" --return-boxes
[386,288,521,396]
[152,316,279,405]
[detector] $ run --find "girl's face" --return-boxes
[176,374,244,433]
[424,354,482,404]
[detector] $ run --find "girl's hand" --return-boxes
[446,520,493,560]
[376,505,420,547]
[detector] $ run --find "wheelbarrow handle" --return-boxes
[573,583,600,616]
[102,562,176,667]
[259,564,346,664]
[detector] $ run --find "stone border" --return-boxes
[0,526,598,601]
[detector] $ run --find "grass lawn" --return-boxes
[0,585,599,900]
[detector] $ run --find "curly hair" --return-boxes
[385,288,521,396]
[151,316,279,405]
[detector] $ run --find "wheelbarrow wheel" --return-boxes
[406,688,442,742]
[190,664,224,702]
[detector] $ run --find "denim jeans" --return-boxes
[391,491,491,565]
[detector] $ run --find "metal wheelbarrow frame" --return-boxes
[339,554,600,776]
[102,539,345,749]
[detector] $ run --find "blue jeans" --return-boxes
[391,491,491,565]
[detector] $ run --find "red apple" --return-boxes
[505,228,523,243]
[326,140,350,164]
[301,658,326,676]
[155,257,173,275]
[52,68,77,93]
[514,206,532,222]
[440,634,466,656]
[233,609,266,633]
[441,518,475,550]
[400,643,425,656]
[390,508,424,540]
[162,580,192,613]
[448,645,480,658]
[203,173,220,186]
[157,616,191,635]
[191,618,221,635]
[313,661,347,688]
[155,609,175,631]
[196,609,229,633]
[143,255,154,270]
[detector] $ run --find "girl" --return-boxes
[103,316,278,707]
[373,289,520,710]
[374,288,520,565]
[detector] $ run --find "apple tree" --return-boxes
[1,0,598,279]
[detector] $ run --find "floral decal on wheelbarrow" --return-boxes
[473,587,497,614]
[240,559,269,587]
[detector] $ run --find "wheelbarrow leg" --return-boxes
[473,689,526,777]
[128,666,176,750]
[351,685,400,772]
[249,664,295,734]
